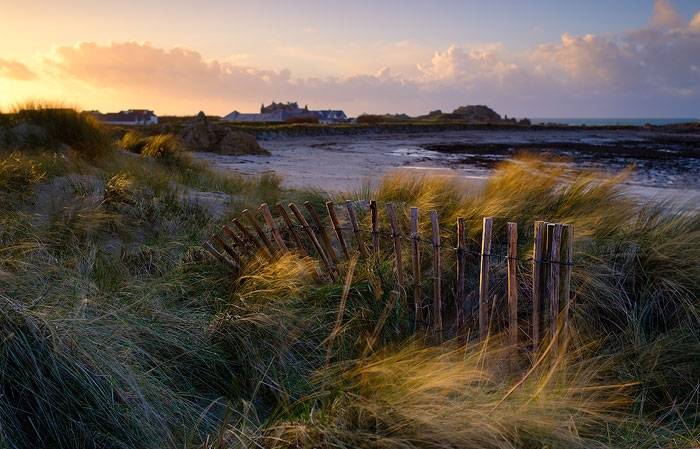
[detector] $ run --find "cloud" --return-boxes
[44,41,298,109]
[650,0,685,28]
[0,59,38,80]
[35,1,700,118]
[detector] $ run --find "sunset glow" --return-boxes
[1,0,699,118]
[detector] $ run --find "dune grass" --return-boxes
[1,105,699,448]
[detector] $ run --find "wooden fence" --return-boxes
[204,200,573,353]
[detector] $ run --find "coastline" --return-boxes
[191,127,700,204]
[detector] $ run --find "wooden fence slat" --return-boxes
[222,225,251,257]
[304,201,339,266]
[532,220,548,352]
[243,209,276,256]
[289,202,336,280]
[212,233,244,267]
[479,217,493,340]
[276,202,308,256]
[203,241,238,271]
[346,201,369,258]
[430,210,442,342]
[456,217,467,331]
[326,201,350,260]
[370,200,380,260]
[548,223,563,360]
[410,207,423,333]
[507,222,518,347]
[561,225,574,347]
[386,203,405,299]
[232,218,271,261]
[260,203,288,253]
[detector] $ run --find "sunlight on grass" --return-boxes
[1,106,699,448]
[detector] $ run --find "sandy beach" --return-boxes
[191,129,700,204]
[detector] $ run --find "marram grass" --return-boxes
[1,108,699,448]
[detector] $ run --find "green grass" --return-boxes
[1,105,699,448]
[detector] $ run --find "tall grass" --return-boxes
[3,101,112,160]
[1,111,699,448]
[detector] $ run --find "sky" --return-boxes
[1,0,699,119]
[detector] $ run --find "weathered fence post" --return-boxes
[243,209,276,257]
[558,224,574,355]
[346,201,369,258]
[233,218,273,261]
[370,200,380,260]
[430,210,442,342]
[304,201,339,266]
[289,202,336,280]
[212,233,244,267]
[386,203,405,300]
[276,202,308,256]
[410,207,423,333]
[532,221,548,352]
[456,218,467,332]
[548,223,563,360]
[326,201,351,260]
[260,203,288,253]
[507,222,518,348]
[479,217,493,340]
[222,225,250,257]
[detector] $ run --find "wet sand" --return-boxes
[190,129,700,204]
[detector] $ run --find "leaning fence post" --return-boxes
[289,202,336,280]
[223,225,251,257]
[479,217,493,340]
[243,209,276,257]
[386,203,405,300]
[346,201,369,258]
[233,218,272,261]
[548,223,563,360]
[430,210,442,343]
[260,203,288,253]
[410,207,423,333]
[326,201,350,260]
[203,242,238,271]
[275,202,308,256]
[304,201,339,266]
[212,233,244,267]
[507,222,518,348]
[532,221,548,352]
[456,218,467,332]
[370,200,380,261]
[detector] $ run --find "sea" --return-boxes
[529,118,699,127]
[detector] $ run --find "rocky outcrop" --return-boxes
[450,105,504,123]
[179,111,269,155]
[218,130,268,155]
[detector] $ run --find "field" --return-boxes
[1,105,699,448]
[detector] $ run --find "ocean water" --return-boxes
[530,118,699,126]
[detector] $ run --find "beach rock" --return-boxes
[179,111,268,155]
[218,130,270,155]
[180,111,218,151]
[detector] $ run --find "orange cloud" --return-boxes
[650,0,685,28]
[0,59,37,80]
[45,41,293,100]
